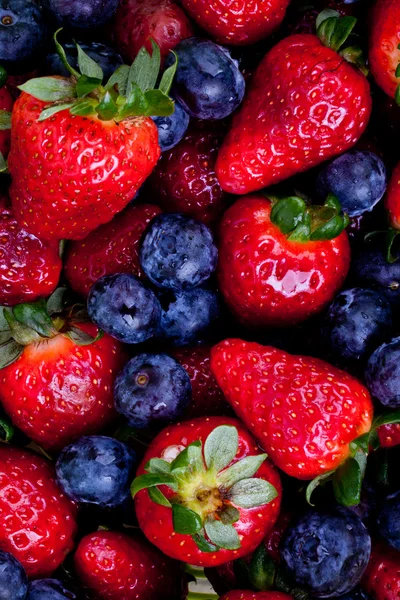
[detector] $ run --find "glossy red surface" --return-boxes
[220,592,294,600]
[369,0,400,99]
[362,542,400,600]
[377,422,400,448]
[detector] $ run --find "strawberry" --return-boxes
[377,423,400,448]
[369,0,400,101]
[218,195,350,327]
[210,339,373,482]
[180,0,290,46]
[112,0,193,63]
[172,346,230,418]
[74,530,186,600]
[220,593,293,600]
[132,416,282,567]
[8,36,176,240]
[148,123,229,225]
[362,542,400,600]
[64,203,161,297]
[0,80,13,159]
[385,161,400,229]
[0,195,62,306]
[0,290,125,450]
[0,445,77,578]
[216,15,371,195]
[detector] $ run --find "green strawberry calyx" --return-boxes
[0,288,103,369]
[131,425,278,553]
[18,29,177,122]
[270,193,349,242]
[395,45,400,106]
[0,66,7,89]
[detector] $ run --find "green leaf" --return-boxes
[204,425,239,473]
[374,409,400,428]
[0,110,11,130]
[117,84,148,119]
[70,99,97,117]
[0,338,23,369]
[96,91,118,121]
[271,197,307,235]
[76,42,104,80]
[76,75,102,98]
[249,544,276,591]
[396,63,400,79]
[143,89,174,116]
[329,16,357,52]
[288,212,311,242]
[193,533,218,553]
[3,309,41,346]
[0,308,10,332]
[305,471,334,506]
[63,326,103,346]
[105,64,130,95]
[0,331,12,345]
[171,441,203,473]
[0,417,14,442]
[317,17,338,49]
[159,52,178,95]
[127,41,161,94]
[19,77,76,103]
[310,214,347,241]
[229,478,278,509]
[333,457,362,506]
[316,9,340,29]
[172,504,202,535]
[145,458,171,475]
[53,29,80,79]
[218,505,240,525]
[340,46,369,76]
[47,288,68,316]
[204,519,240,550]
[218,454,268,489]
[0,66,7,89]
[131,473,177,497]
[12,299,56,338]
[0,153,7,174]
[38,103,75,122]
[350,432,370,455]
[148,486,171,507]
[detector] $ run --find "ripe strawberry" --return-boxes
[8,38,176,240]
[0,83,13,158]
[148,123,229,225]
[385,161,400,229]
[64,203,161,297]
[218,195,350,327]
[172,346,230,418]
[132,416,282,567]
[0,445,77,578]
[220,594,293,600]
[211,339,373,480]
[0,195,61,306]
[362,542,400,600]
[74,530,186,600]
[369,0,400,100]
[216,16,371,195]
[112,0,193,63]
[180,0,290,46]
[377,423,400,448]
[0,291,125,450]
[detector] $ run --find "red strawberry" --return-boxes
[377,423,400,448]
[180,0,290,46]
[172,346,230,418]
[112,0,193,63]
[0,84,13,158]
[362,542,400,600]
[0,195,61,306]
[220,593,293,600]
[211,339,373,480]
[132,416,282,567]
[64,203,161,297]
[148,123,229,225]
[74,530,186,600]
[0,445,77,578]
[369,0,400,100]
[385,161,400,229]
[0,294,125,451]
[216,19,371,195]
[218,195,350,327]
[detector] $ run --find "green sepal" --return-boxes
[340,46,369,77]
[47,288,68,316]
[228,478,278,509]
[218,453,268,489]
[288,212,311,242]
[204,425,239,473]
[145,457,171,475]
[0,153,7,174]
[170,440,203,474]
[332,456,362,506]
[271,196,307,235]
[396,84,400,107]
[192,532,218,553]
[310,214,347,241]
[306,471,334,506]
[4,308,44,346]
[0,66,7,89]
[76,75,102,98]
[0,338,23,369]
[70,99,97,117]
[130,473,178,497]
[172,504,202,535]
[12,299,57,338]
[105,65,130,95]
[350,432,370,455]
[53,29,80,79]
[0,417,14,443]
[159,52,178,95]
[96,91,119,121]
[317,15,357,52]
[63,325,103,346]
[249,544,277,591]
[127,40,161,95]
[38,103,75,122]
[0,110,11,131]
[148,486,171,507]
[0,308,9,332]
[218,505,240,525]
[19,77,76,103]
[373,409,400,429]
[204,519,240,550]
[76,42,104,81]
[316,9,340,29]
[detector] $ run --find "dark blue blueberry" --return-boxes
[158,287,220,346]
[56,436,136,508]
[323,288,392,362]
[45,0,119,29]
[333,588,371,600]
[0,0,48,72]
[281,507,371,598]
[26,579,76,600]
[140,213,218,291]
[351,244,400,306]
[377,491,400,551]
[365,337,400,408]
[316,151,387,217]
[45,41,123,81]
[166,38,246,120]
[87,273,161,344]
[114,353,192,428]
[0,550,27,600]
[152,102,190,152]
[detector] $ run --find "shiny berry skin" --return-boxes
[0,325,124,450]
[369,0,400,99]
[0,195,62,306]
[46,0,119,29]
[0,85,13,157]
[216,34,372,195]
[0,550,27,600]
[377,491,400,551]
[152,102,190,152]
[362,543,400,600]
[64,203,161,297]
[74,530,186,600]
[351,243,400,306]
[0,446,77,578]
[218,196,351,327]
[365,337,400,408]
[26,579,76,600]
[377,422,400,447]
[385,161,400,229]
[8,91,160,240]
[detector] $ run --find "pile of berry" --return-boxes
[0,0,400,599]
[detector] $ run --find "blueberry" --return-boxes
[333,589,371,600]
[158,288,220,346]
[140,214,218,291]
[0,0,48,72]
[377,491,400,551]
[365,337,400,408]
[166,38,246,120]
[26,579,76,600]
[281,507,371,598]
[316,151,387,217]
[322,288,392,362]
[352,244,400,306]
[152,102,190,152]
[0,550,27,600]
[45,40,123,81]
[45,0,119,29]
[87,273,161,344]
[56,436,136,508]
[114,353,192,428]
